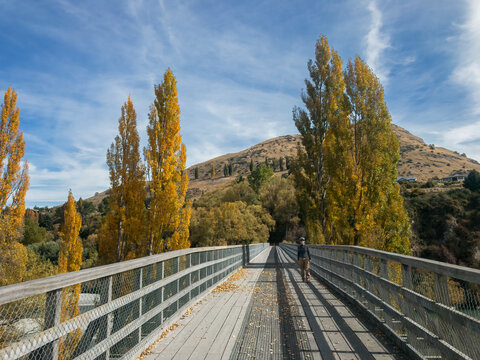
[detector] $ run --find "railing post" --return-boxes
[434,273,451,306]
[380,259,390,301]
[41,289,62,360]
[187,254,192,304]
[98,276,113,360]
[401,264,413,290]
[175,257,180,312]
[160,261,165,323]
[137,267,143,343]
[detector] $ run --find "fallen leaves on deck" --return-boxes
[212,281,239,292]
[229,267,247,281]
[137,323,179,359]
[212,268,248,292]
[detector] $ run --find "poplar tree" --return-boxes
[194,167,199,180]
[59,190,82,273]
[0,87,29,286]
[99,97,146,263]
[279,157,284,171]
[58,190,82,359]
[145,69,190,254]
[223,163,228,177]
[292,36,344,244]
[0,87,29,237]
[228,162,233,176]
[342,57,410,253]
[249,159,254,172]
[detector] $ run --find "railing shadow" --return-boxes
[280,248,395,360]
[274,249,307,359]
[279,253,336,360]
[246,262,277,269]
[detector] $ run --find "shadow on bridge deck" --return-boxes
[141,247,406,360]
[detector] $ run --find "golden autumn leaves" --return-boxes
[145,70,190,254]
[292,36,411,254]
[99,69,191,264]
[0,87,29,286]
[0,68,190,290]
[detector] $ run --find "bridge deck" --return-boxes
[140,247,406,360]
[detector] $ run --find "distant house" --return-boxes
[441,173,468,182]
[396,176,417,183]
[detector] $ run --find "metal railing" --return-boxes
[280,243,480,360]
[0,243,268,360]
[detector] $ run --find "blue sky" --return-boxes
[1,0,479,207]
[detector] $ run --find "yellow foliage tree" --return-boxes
[59,191,82,273]
[58,190,82,359]
[190,201,274,247]
[343,57,411,253]
[99,97,146,263]
[294,38,410,254]
[292,36,345,244]
[0,86,29,285]
[211,163,215,179]
[145,69,191,254]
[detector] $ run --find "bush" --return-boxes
[247,164,273,193]
[29,241,59,264]
[23,218,47,245]
[421,180,437,189]
[464,170,480,192]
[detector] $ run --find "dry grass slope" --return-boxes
[83,125,480,203]
[185,125,480,199]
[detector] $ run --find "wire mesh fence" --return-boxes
[0,243,268,360]
[280,243,480,360]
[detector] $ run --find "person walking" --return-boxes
[297,237,311,282]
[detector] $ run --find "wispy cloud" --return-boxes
[364,0,391,85]
[442,0,480,160]
[451,0,480,114]
[1,0,303,206]
[3,0,480,207]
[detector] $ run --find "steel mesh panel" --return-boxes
[411,268,435,300]
[163,280,177,301]
[142,262,163,287]
[142,287,162,314]
[112,300,139,334]
[0,293,46,350]
[163,258,177,278]
[141,312,162,338]
[110,328,139,358]
[178,293,190,310]
[179,274,189,292]
[163,303,177,321]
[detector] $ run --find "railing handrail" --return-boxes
[0,244,249,305]
[293,244,480,284]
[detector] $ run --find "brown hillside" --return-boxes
[83,125,480,203]
[185,125,480,198]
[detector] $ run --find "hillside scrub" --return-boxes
[260,177,300,242]
[189,182,274,247]
[404,187,479,268]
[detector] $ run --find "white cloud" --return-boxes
[365,0,391,85]
[451,0,480,114]
[5,0,303,207]
[440,0,480,161]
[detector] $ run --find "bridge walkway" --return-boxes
[140,246,406,360]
